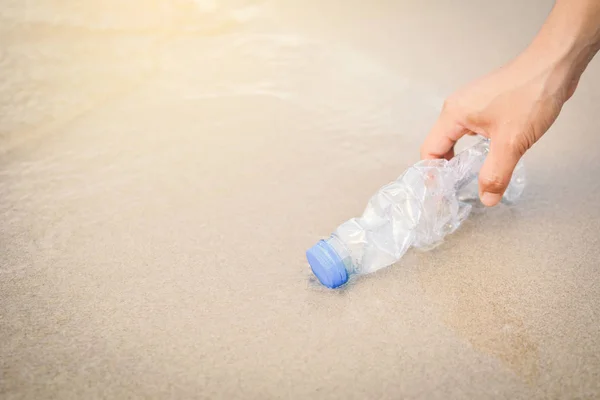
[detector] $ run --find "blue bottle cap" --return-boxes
[306,240,349,289]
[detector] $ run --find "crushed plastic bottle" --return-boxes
[306,137,526,288]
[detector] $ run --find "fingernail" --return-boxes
[480,192,502,207]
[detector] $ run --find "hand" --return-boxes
[420,46,579,206]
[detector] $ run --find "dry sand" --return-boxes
[2,1,600,398]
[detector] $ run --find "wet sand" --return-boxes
[2,1,600,398]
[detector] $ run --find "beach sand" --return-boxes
[2,1,600,398]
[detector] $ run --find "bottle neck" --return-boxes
[325,236,355,275]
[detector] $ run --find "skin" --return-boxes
[421,0,600,206]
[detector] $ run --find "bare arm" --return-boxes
[421,0,600,206]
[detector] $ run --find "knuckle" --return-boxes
[481,174,509,194]
[443,97,486,130]
[507,136,528,157]
[465,111,486,129]
[505,127,537,157]
[442,98,458,113]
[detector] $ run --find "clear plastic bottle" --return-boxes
[306,138,526,288]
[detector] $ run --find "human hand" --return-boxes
[420,45,580,206]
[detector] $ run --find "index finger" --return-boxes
[420,111,470,160]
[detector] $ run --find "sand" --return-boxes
[2,1,600,398]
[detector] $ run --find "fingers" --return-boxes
[478,137,522,207]
[421,109,471,160]
[422,102,526,207]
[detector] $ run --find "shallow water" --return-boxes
[0,0,440,154]
[3,1,600,399]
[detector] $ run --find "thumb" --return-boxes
[478,138,521,207]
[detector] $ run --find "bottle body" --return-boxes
[306,138,526,288]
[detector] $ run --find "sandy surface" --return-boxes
[2,1,600,399]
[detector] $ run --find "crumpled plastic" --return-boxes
[330,137,526,275]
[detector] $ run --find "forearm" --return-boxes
[529,0,600,79]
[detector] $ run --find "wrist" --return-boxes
[517,25,596,101]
